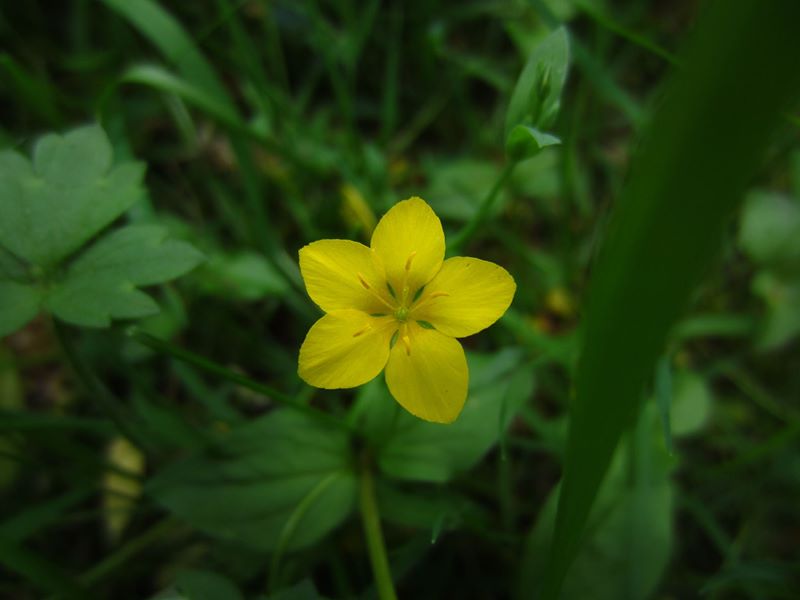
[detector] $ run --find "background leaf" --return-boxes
[504,27,570,136]
[45,225,204,328]
[0,125,145,268]
[354,348,535,483]
[148,410,357,552]
[0,282,42,337]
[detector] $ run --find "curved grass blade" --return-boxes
[539,2,800,598]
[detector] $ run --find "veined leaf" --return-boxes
[148,411,357,552]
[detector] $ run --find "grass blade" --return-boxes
[540,2,800,597]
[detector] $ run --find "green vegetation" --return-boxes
[2,1,799,598]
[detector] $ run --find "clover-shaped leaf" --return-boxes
[0,124,204,336]
[0,124,145,268]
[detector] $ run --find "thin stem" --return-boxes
[359,456,398,600]
[53,320,149,451]
[448,160,518,253]
[126,328,354,433]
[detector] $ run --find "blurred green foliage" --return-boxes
[1,1,799,599]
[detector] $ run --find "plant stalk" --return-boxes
[359,457,398,600]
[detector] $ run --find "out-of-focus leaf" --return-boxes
[505,27,570,136]
[354,349,535,483]
[0,282,41,337]
[148,411,356,552]
[377,481,490,543]
[506,125,561,162]
[509,148,561,200]
[0,124,144,268]
[522,406,674,600]
[738,191,800,268]
[45,225,204,328]
[266,579,330,600]
[752,272,800,350]
[670,370,713,437]
[425,159,508,222]
[196,251,288,301]
[103,437,145,542]
[174,569,243,600]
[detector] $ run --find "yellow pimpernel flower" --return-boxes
[298,197,516,423]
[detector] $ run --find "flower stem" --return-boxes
[448,159,518,253]
[359,457,398,600]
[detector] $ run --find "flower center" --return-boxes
[394,306,409,322]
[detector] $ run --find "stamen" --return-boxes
[357,272,396,311]
[411,289,451,311]
[404,251,417,272]
[401,334,411,356]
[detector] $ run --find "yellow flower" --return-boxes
[297,197,516,423]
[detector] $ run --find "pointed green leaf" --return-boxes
[0,125,145,268]
[506,125,561,161]
[45,225,204,328]
[505,27,570,136]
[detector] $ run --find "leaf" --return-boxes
[425,159,509,222]
[0,245,28,281]
[752,271,800,350]
[354,348,535,483]
[0,282,42,337]
[505,27,570,137]
[506,125,561,162]
[542,3,800,597]
[738,191,800,268]
[45,225,204,328]
[197,251,288,301]
[174,569,243,600]
[377,480,489,540]
[522,407,674,600]
[0,124,145,268]
[148,411,357,552]
[670,369,712,437]
[266,580,330,600]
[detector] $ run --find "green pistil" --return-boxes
[394,306,409,322]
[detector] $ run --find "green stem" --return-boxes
[359,457,398,600]
[448,160,518,253]
[126,328,354,433]
[53,320,148,451]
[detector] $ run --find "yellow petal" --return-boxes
[299,240,392,313]
[412,257,516,338]
[299,310,396,389]
[384,322,468,423]
[370,197,445,300]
